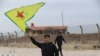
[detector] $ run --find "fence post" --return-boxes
[13,31,17,53]
[15,31,17,43]
[8,32,10,39]
[7,32,10,46]
[80,25,83,43]
[1,32,4,41]
[96,24,100,44]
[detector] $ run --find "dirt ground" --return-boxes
[0,47,100,56]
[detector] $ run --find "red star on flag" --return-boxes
[17,11,24,19]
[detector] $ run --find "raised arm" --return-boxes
[27,32,42,48]
[30,37,42,48]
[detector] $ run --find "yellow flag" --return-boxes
[5,2,45,32]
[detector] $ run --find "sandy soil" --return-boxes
[0,47,100,56]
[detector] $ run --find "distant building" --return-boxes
[26,26,67,35]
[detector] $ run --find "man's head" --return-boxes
[57,32,62,36]
[44,35,51,43]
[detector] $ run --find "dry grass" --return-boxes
[0,33,100,50]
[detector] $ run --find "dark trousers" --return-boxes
[57,43,63,56]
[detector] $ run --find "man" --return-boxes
[28,32,59,56]
[55,32,66,56]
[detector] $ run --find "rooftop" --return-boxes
[29,26,67,31]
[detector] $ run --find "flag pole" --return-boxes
[61,10,64,26]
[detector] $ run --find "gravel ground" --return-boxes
[0,47,100,56]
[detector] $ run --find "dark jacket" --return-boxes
[55,35,65,46]
[30,37,59,56]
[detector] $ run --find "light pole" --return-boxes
[61,10,64,26]
[97,0,100,18]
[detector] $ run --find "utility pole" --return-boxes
[61,10,64,26]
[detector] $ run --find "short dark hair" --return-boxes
[44,35,50,38]
[58,32,61,34]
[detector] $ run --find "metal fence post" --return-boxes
[96,24,100,44]
[7,32,10,46]
[14,31,17,53]
[80,25,83,43]
[1,32,4,41]
[15,31,17,43]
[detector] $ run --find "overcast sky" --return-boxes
[0,0,100,33]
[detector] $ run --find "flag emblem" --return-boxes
[5,2,45,32]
